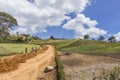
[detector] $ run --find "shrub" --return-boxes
[93,66,120,80]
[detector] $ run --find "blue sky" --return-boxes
[38,0,120,39]
[83,0,120,35]
[0,0,120,40]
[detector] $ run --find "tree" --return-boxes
[98,36,105,41]
[84,35,89,40]
[0,12,18,37]
[50,35,54,40]
[16,32,19,37]
[91,38,95,40]
[32,36,41,40]
[17,34,31,43]
[108,36,117,42]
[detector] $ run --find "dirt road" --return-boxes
[58,51,120,80]
[0,45,56,80]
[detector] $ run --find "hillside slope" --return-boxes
[39,39,120,55]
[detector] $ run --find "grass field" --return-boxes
[37,39,77,49]
[37,39,120,55]
[1,39,120,56]
[60,40,120,54]
[0,43,40,56]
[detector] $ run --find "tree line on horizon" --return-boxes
[83,34,117,42]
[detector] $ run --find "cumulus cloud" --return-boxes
[0,0,90,35]
[114,32,120,41]
[63,14,107,38]
[0,0,107,38]
[35,0,90,13]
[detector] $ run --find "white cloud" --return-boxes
[53,0,90,13]
[0,0,90,35]
[63,14,107,38]
[0,0,107,38]
[10,26,28,34]
[114,32,120,41]
[35,0,90,13]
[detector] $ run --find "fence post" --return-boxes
[35,47,37,52]
[32,47,34,52]
[25,48,27,53]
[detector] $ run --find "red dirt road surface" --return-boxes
[0,45,56,80]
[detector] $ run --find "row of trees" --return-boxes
[84,34,117,42]
[0,32,41,43]
[16,33,41,43]
[49,35,117,43]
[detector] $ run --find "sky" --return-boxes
[0,0,120,40]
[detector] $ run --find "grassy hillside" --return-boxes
[60,40,120,54]
[0,43,40,56]
[38,39,120,54]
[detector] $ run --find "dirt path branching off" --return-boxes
[0,45,56,80]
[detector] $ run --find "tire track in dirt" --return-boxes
[0,45,56,80]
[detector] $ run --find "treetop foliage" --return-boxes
[0,12,18,28]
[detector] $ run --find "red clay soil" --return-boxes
[0,45,48,73]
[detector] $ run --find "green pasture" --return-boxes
[35,39,120,54]
[60,40,120,54]
[0,43,40,56]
